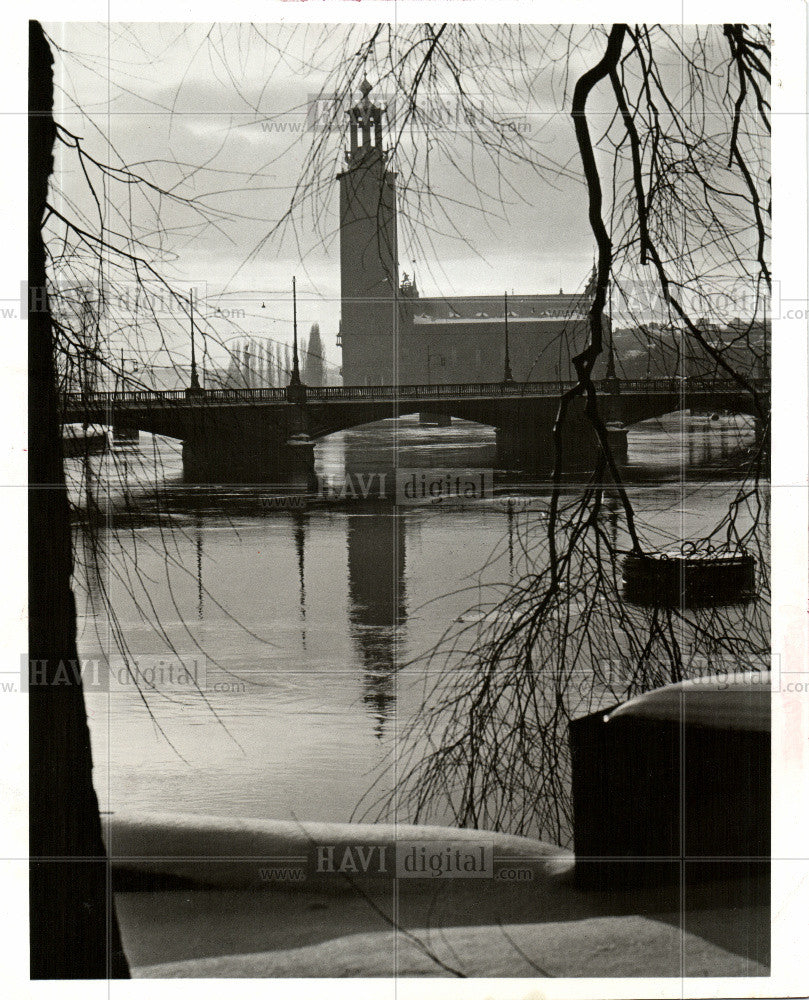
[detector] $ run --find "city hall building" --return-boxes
[337,80,599,387]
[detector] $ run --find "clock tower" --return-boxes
[337,78,398,385]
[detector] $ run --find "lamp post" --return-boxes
[188,287,202,392]
[605,277,617,382]
[502,290,514,384]
[115,348,125,395]
[286,275,306,402]
[114,349,140,393]
[603,273,627,460]
[291,276,301,386]
[604,275,620,396]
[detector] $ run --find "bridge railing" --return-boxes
[310,380,578,400]
[61,385,291,409]
[61,381,572,409]
[61,375,763,412]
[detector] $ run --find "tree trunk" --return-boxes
[28,19,129,979]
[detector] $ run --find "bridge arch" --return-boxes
[307,402,503,440]
[613,390,761,427]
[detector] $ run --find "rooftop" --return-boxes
[407,293,590,323]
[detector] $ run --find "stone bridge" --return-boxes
[61,377,766,482]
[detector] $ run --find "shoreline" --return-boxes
[104,810,769,978]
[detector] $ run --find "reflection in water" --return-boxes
[346,512,406,737]
[293,513,307,648]
[68,410,764,827]
[720,421,730,459]
[195,517,204,620]
[506,499,515,576]
[627,412,756,474]
[604,494,620,550]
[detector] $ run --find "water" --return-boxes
[72,413,763,831]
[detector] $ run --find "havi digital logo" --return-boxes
[396,469,493,505]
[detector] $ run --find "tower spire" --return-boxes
[347,75,384,161]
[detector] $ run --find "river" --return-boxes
[71,413,764,838]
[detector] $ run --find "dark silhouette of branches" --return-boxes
[42,20,770,856]
[315,23,770,842]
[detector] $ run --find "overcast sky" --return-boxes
[43,22,718,375]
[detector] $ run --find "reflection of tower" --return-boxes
[337,78,398,385]
[346,511,406,736]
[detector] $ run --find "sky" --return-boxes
[44,22,614,375]
[43,22,748,379]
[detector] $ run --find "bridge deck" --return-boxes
[63,377,763,412]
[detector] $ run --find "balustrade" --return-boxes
[61,375,755,414]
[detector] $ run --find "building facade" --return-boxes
[337,78,399,386]
[337,81,598,387]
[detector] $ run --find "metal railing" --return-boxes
[61,375,762,412]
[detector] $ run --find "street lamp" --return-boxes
[286,275,306,403]
[605,278,616,380]
[115,349,139,394]
[188,287,202,393]
[290,276,301,386]
[502,290,514,384]
[603,275,620,395]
